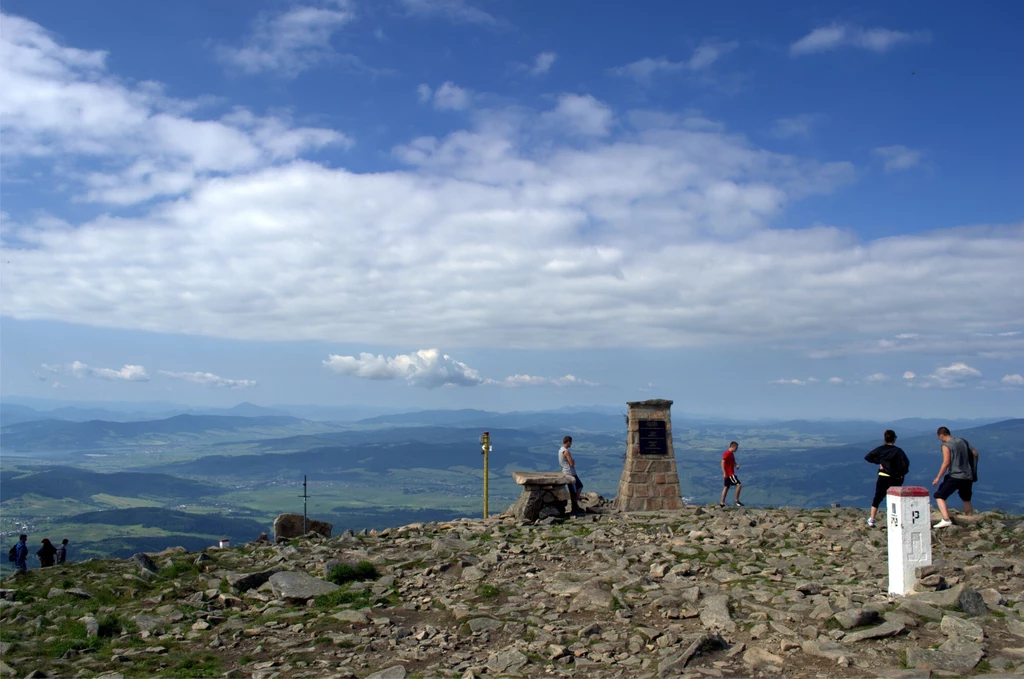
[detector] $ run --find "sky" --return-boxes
[1,1,1023,420]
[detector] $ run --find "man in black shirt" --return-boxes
[864,429,910,528]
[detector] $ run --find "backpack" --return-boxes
[7,545,16,562]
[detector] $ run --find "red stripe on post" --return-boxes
[886,486,930,497]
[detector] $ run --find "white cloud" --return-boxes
[874,145,924,172]
[417,82,472,110]
[610,42,738,84]
[217,3,356,77]
[1002,374,1024,387]
[791,24,930,56]
[2,14,1022,357]
[772,378,813,386]
[908,362,983,389]
[895,333,919,340]
[530,51,557,76]
[903,371,916,380]
[929,362,982,388]
[42,361,149,381]
[541,94,613,136]
[770,114,823,140]
[865,373,891,383]
[503,374,599,388]
[160,371,257,389]
[323,349,488,388]
[828,377,844,384]
[432,81,471,111]
[400,0,501,27]
[0,14,346,205]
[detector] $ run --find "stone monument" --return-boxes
[615,399,683,511]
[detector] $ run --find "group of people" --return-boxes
[865,426,979,529]
[9,535,68,573]
[557,425,980,527]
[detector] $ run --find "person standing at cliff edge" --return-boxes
[932,426,979,528]
[864,429,910,527]
[720,441,744,507]
[558,435,584,515]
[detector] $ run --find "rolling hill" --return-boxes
[0,414,320,451]
[0,467,217,503]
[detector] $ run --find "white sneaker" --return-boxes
[933,519,953,529]
[866,518,876,527]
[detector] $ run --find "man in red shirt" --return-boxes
[720,441,744,507]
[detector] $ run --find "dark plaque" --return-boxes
[637,420,668,455]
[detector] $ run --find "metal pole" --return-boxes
[299,475,308,535]
[481,432,490,518]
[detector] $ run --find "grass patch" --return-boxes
[476,584,500,599]
[326,560,380,586]
[315,586,373,609]
[159,562,199,580]
[611,596,623,612]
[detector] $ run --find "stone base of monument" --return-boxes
[273,513,333,540]
[505,472,579,522]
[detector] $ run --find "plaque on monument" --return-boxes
[637,420,668,456]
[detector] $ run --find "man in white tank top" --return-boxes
[558,435,584,515]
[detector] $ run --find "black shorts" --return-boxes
[871,474,903,508]
[935,475,973,502]
[724,475,740,488]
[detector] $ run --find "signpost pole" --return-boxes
[298,475,309,535]
[481,432,491,518]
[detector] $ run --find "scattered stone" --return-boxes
[467,617,502,634]
[659,634,727,677]
[905,647,981,672]
[332,610,369,624]
[131,553,158,573]
[843,619,905,643]
[365,666,407,679]
[743,647,784,670]
[487,649,528,674]
[700,595,736,633]
[227,568,282,592]
[833,608,880,630]
[268,570,339,600]
[940,614,984,642]
[956,587,988,617]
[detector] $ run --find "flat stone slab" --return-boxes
[268,571,339,601]
[905,647,981,672]
[844,619,905,644]
[512,471,574,486]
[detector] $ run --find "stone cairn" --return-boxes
[614,398,684,511]
[505,472,575,522]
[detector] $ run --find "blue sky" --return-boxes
[1,1,1022,419]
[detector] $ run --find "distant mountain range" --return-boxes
[0,400,408,425]
[0,414,327,452]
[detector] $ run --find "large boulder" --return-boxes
[268,571,339,601]
[273,514,333,540]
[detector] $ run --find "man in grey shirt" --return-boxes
[931,426,979,528]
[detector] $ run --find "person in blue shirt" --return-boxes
[14,534,29,574]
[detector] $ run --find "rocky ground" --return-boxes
[1,500,1023,679]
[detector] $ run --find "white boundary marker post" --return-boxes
[886,486,932,596]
